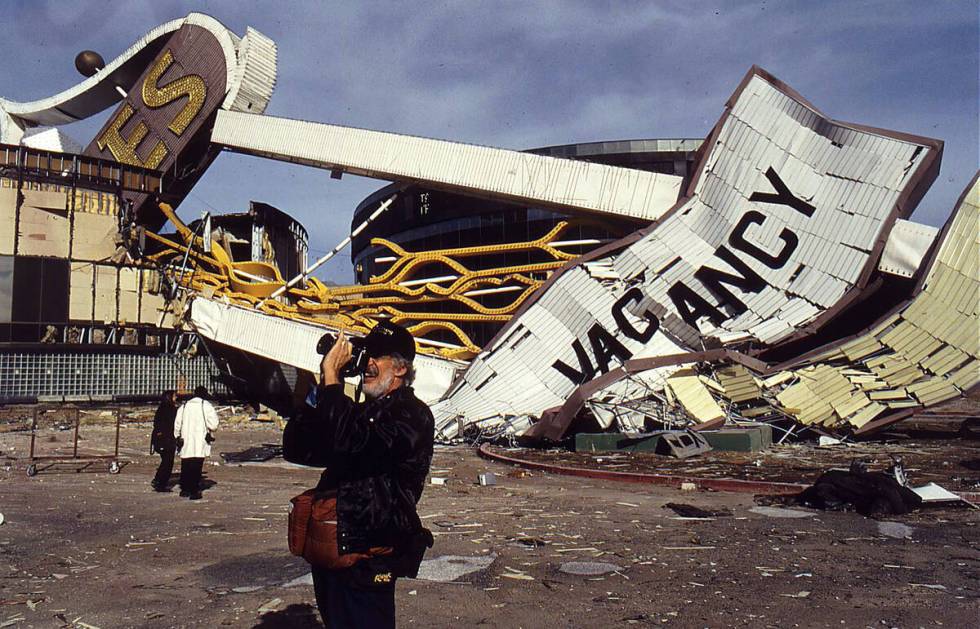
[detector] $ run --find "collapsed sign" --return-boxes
[552,166,817,388]
[432,68,942,437]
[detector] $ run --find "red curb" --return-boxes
[477,444,980,503]
[477,443,807,495]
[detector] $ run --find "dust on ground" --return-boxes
[0,409,977,628]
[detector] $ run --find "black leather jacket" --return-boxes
[283,383,434,562]
[150,402,177,454]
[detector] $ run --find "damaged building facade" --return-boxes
[0,144,226,402]
[0,13,284,402]
[1,13,976,440]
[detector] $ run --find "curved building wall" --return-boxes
[189,201,309,280]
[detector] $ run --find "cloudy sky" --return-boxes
[0,1,976,282]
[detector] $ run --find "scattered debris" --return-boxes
[231,586,264,593]
[414,554,497,582]
[430,477,447,486]
[0,513,4,526]
[911,482,978,508]
[877,521,914,539]
[748,506,815,519]
[780,591,811,598]
[909,583,947,591]
[664,503,732,519]
[658,430,713,459]
[281,573,313,588]
[680,482,697,491]
[477,472,497,486]
[219,445,282,463]
[257,598,282,613]
[797,464,922,516]
[558,562,622,576]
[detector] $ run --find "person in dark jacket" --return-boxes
[283,321,434,629]
[150,390,178,492]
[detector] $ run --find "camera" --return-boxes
[316,332,369,377]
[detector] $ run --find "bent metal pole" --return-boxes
[263,194,398,303]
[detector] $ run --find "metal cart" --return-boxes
[26,406,122,476]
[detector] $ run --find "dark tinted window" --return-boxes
[11,257,69,323]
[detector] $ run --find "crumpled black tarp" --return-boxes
[664,503,733,518]
[220,445,283,463]
[797,468,922,516]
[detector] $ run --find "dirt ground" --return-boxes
[0,413,978,628]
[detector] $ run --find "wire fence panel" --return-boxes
[0,353,228,402]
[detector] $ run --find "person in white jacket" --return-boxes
[174,386,219,500]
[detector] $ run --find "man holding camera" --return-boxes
[283,320,434,629]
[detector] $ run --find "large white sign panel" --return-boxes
[433,69,940,434]
[189,298,465,404]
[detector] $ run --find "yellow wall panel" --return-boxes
[119,267,140,292]
[847,402,886,428]
[919,345,967,376]
[72,212,118,261]
[140,290,166,326]
[947,360,979,390]
[93,264,117,323]
[666,372,725,423]
[118,267,140,324]
[118,291,139,324]
[68,262,95,321]
[17,189,70,257]
[0,188,15,254]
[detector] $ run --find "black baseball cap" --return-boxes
[353,320,416,362]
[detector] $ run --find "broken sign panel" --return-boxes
[434,66,941,439]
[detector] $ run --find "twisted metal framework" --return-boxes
[144,203,580,359]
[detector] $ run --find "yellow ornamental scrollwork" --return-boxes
[145,205,586,360]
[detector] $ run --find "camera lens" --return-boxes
[316,333,369,378]
[341,346,369,377]
[316,332,335,355]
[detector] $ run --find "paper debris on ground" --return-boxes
[559,561,622,576]
[257,598,282,613]
[780,591,811,598]
[748,506,815,519]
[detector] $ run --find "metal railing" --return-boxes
[0,143,163,194]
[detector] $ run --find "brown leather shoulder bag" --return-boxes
[288,489,392,570]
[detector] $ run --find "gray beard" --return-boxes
[363,371,395,400]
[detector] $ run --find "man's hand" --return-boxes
[321,331,352,386]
